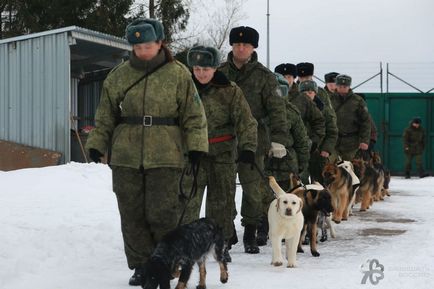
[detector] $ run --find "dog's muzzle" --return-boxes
[285,208,293,216]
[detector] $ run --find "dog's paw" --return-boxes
[220,271,228,284]
[286,262,296,268]
[272,261,283,267]
[197,285,206,289]
[297,247,304,253]
[311,251,320,257]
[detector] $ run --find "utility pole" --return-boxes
[266,0,270,68]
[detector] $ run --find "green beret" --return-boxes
[336,74,352,86]
[274,73,289,97]
[125,18,165,44]
[187,46,220,68]
[299,80,318,93]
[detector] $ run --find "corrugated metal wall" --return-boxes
[78,79,104,129]
[0,32,71,162]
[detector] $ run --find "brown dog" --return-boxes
[289,182,334,257]
[322,162,353,223]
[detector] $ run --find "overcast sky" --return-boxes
[240,0,434,67]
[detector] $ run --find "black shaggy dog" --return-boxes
[141,218,228,289]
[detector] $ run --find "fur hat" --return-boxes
[125,18,165,44]
[324,72,339,83]
[296,62,314,77]
[336,74,352,86]
[299,80,318,93]
[412,117,422,124]
[229,26,259,48]
[187,46,220,68]
[274,63,297,77]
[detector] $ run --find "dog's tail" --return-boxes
[268,176,286,197]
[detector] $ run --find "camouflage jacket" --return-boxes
[403,125,425,154]
[86,49,208,169]
[219,52,288,153]
[330,91,371,148]
[316,88,338,154]
[286,102,310,172]
[193,71,257,157]
[288,93,325,147]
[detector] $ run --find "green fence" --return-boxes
[364,93,433,175]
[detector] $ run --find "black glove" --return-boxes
[237,150,255,165]
[89,148,103,163]
[310,142,318,153]
[188,151,204,166]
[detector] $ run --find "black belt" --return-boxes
[120,116,179,126]
[339,131,358,137]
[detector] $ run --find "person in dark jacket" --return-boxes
[403,117,429,178]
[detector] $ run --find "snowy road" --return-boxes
[1,163,433,289]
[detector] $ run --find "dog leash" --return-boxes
[177,159,201,227]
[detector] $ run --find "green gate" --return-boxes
[364,93,433,175]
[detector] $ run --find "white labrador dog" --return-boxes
[267,176,304,268]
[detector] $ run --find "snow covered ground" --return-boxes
[1,162,433,289]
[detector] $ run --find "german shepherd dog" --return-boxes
[141,218,228,289]
[289,182,334,257]
[322,161,353,223]
[352,157,376,211]
[371,151,389,199]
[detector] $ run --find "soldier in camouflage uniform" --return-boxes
[299,80,338,184]
[330,74,371,161]
[85,18,208,286]
[182,46,258,262]
[219,26,288,254]
[255,73,310,246]
[274,64,325,184]
[403,117,429,178]
[324,72,339,95]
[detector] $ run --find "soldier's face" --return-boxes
[193,66,216,84]
[304,90,316,100]
[232,43,255,63]
[284,75,295,85]
[133,41,162,61]
[326,82,337,92]
[297,76,312,82]
[336,85,350,95]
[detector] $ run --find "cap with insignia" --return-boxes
[336,74,352,86]
[274,63,297,78]
[324,72,339,83]
[296,62,314,77]
[125,18,165,44]
[229,26,259,48]
[299,80,318,93]
[187,45,220,68]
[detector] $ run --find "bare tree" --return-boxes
[205,0,245,51]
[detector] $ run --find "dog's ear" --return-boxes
[308,189,318,200]
[297,197,303,214]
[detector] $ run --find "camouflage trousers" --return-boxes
[238,151,266,226]
[404,152,423,173]
[182,152,236,240]
[111,166,182,270]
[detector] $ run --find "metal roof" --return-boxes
[0,26,131,50]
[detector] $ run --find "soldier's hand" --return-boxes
[359,143,369,150]
[269,142,287,158]
[89,148,103,163]
[188,150,204,166]
[320,151,330,158]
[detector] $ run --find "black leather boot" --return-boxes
[405,171,410,179]
[256,216,268,246]
[243,225,259,254]
[129,267,144,286]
